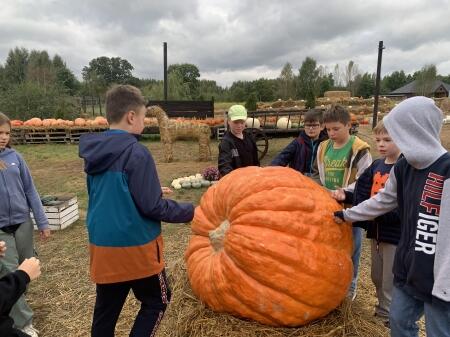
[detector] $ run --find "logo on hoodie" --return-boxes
[416,172,444,254]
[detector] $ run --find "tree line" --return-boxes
[1,46,449,119]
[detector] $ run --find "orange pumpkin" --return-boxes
[74,118,86,127]
[10,120,23,126]
[185,166,353,326]
[23,118,43,127]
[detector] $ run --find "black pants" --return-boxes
[91,270,171,337]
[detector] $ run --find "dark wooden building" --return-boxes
[388,80,450,98]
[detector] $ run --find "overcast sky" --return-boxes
[1,0,450,87]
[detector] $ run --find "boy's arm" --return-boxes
[0,270,30,314]
[341,166,398,222]
[17,154,49,230]
[270,140,296,166]
[126,147,194,223]
[432,178,450,302]
[311,143,323,185]
[218,140,234,177]
[346,149,372,192]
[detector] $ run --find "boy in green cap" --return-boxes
[218,105,259,177]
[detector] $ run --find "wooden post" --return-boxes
[373,41,384,129]
[164,42,168,101]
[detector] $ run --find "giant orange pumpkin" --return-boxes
[185,166,353,327]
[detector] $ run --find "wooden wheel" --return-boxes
[245,128,269,161]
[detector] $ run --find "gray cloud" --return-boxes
[1,0,450,86]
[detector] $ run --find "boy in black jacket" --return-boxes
[332,120,401,325]
[218,105,259,177]
[271,109,327,176]
[0,241,41,337]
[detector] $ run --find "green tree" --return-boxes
[382,70,408,93]
[168,63,200,99]
[245,92,257,111]
[415,64,437,96]
[26,50,54,87]
[355,72,376,98]
[345,60,360,95]
[82,56,134,87]
[297,57,319,107]
[4,47,29,84]
[52,54,79,94]
[278,62,295,100]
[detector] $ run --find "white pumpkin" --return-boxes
[276,117,292,129]
[192,181,202,189]
[245,117,260,129]
[173,183,182,190]
[181,182,192,189]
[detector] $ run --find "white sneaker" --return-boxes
[21,324,39,337]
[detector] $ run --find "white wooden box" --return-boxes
[31,195,79,231]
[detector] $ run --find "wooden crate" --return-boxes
[31,195,79,230]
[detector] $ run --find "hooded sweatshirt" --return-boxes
[79,130,194,284]
[342,96,450,304]
[270,129,328,175]
[0,148,48,230]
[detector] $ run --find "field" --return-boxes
[20,125,450,336]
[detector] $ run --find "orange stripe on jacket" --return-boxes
[90,235,165,284]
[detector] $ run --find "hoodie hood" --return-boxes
[79,130,138,175]
[0,147,14,157]
[383,96,446,170]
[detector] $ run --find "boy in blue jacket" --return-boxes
[79,85,194,337]
[271,109,327,176]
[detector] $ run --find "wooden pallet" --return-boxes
[31,195,79,230]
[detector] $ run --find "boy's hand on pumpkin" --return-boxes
[330,189,346,201]
[333,211,345,224]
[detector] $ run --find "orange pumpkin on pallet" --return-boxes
[185,166,353,327]
[74,118,86,126]
[10,120,23,126]
[23,118,43,127]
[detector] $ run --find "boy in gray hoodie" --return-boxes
[334,96,450,337]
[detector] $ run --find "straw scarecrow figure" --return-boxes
[146,105,211,162]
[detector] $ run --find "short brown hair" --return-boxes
[373,119,388,135]
[323,105,350,125]
[304,109,323,124]
[0,112,12,148]
[105,85,145,124]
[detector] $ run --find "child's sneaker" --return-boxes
[21,324,39,337]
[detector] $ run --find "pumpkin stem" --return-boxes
[209,220,230,252]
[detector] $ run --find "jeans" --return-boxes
[349,226,363,295]
[389,285,450,337]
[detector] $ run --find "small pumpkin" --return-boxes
[181,182,192,189]
[191,181,202,189]
[185,166,352,326]
[200,180,211,187]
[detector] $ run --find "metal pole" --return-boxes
[373,41,384,129]
[163,42,168,101]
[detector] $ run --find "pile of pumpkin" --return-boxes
[170,173,218,190]
[9,116,222,128]
[10,116,109,127]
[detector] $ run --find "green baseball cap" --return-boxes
[228,105,247,121]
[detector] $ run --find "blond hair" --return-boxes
[373,119,388,135]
